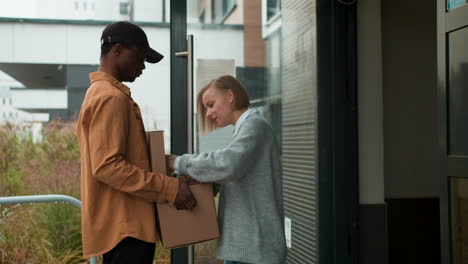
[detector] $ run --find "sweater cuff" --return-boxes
[178,154,190,175]
[174,156,181,172]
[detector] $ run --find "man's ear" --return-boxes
[112,43,123,56]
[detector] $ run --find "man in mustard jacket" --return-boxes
[76,21,196,264]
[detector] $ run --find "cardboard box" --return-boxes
[146,130,220,248]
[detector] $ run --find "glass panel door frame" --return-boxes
[316,0,359,263]
[438,1,468,264]
[170,0,191,263]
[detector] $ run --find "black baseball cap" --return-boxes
[101,21,163,63]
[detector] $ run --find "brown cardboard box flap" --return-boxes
[146,131,220,249]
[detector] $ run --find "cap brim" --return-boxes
[145,47,164,63]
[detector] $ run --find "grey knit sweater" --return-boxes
[178,113,287,264]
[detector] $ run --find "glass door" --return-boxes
[187,1,282,263]
[171,0,283,263]
[439,1,468,264]
[447,25,468,264]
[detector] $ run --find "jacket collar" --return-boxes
[89,72,131,97]
[233,108,258,137]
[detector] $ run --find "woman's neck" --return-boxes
[231,108,248,126]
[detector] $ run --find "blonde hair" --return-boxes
[197,75,251,135]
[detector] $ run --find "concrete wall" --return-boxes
[381,1,441,259]
[11,89,67,109]
[382,0,439,198]
[358,0,439,201]
[0,21,243,140]
[133,0,165,22]
[2,0,164,22]
[358,1,440,263]
[358,1,388,263]
[223,0,243,24]
[358,0,385,205]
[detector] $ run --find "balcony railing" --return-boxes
[0,194,98,264]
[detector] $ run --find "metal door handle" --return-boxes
[175,51,189,56]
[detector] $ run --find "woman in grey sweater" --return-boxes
[166,75,287,264]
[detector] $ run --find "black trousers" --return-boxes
[103,237,155,264]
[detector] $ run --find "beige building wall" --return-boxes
[198,0,213,24]
[382,0,439,198]
[223,0,243,24]
[243,0,266,67]
[358,0,385,204]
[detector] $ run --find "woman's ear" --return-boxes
[226,89,235,105]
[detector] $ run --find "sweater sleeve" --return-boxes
[177,118,267,183]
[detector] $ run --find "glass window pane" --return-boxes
[267,0,281,21]
[188,0,282,263]
[119,2,129,15]
[222,0,236,16]
[447,0,468,10]
[448,26,468,155]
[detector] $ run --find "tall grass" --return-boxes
[0,121,85,264]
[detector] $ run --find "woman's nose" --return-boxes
[206,110,213,119]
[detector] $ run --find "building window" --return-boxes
[267,0,281,21]
[83,1,87,11]
[199,10,206,23]
[222,0,236,17]
[447,0,468,10]
[266,30,282,149]
[120,1,129,15]
[74,1,79,10]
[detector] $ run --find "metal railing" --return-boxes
[0,194,98,264]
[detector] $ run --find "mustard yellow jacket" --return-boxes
[77,72,178,257]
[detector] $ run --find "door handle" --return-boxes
[175,51,189,56]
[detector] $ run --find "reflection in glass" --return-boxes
[222,0,236,17]
[451,177,468,264]
[447,0,468,10]
[189,0,282,263]
[267,0,281,21]
[448,27,468,155]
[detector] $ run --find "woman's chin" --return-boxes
[214,122,227,128]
